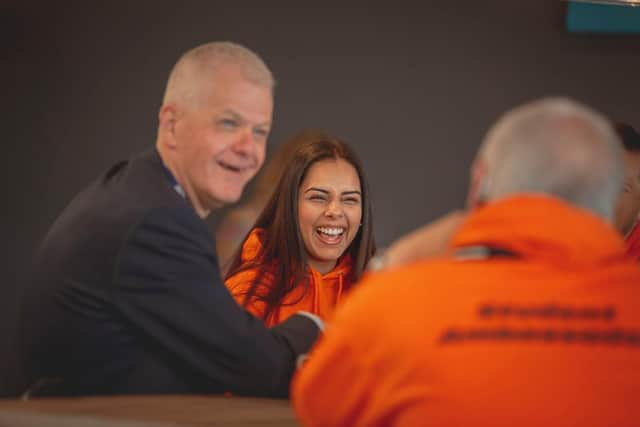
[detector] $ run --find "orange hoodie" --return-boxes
[292,195,640,427]
[225,228,353,327]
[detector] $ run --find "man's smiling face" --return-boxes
[171,64,273,214]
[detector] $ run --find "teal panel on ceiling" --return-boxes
[567,2,640,33]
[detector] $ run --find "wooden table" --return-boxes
[0,395,300,427]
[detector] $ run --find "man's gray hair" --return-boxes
[477,97,623,221]
[162,41,274,106]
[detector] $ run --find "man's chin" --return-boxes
[213,190,243,207]
[204,181,247,209]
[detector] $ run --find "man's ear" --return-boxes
[467,159,488,209]
[158,104,178,149]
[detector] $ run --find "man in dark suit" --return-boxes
[20,41,322,397]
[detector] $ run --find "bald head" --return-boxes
[162,41,274,108]
[474,98,623,221]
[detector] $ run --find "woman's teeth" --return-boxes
[317,227,345,236]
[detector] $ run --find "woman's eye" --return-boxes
[343,198,360,205]
[309,195,326,201]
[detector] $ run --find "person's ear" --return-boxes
[467,159,488,209]
[158,105,178,149]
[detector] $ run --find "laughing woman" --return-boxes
[224,136,376,326]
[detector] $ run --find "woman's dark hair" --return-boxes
[615,122,640,152]
[224,135,376,321]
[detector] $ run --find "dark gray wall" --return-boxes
[3,1,639,393]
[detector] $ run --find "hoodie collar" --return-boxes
[310,253,353,279]
[450,195,626,266]
[307,253,352,312]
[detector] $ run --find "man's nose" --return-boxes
[231,128,256,156]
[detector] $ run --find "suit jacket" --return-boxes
[20,149,319,397]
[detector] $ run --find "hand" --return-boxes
[382,210,467,269]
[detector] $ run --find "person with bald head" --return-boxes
[292,98,640,426]
[20,42,322,397]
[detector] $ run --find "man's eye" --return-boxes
[253,128,269,139]
[220,119,239,128]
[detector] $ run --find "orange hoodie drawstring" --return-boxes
[312,269,321,314]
